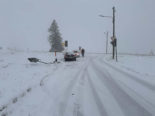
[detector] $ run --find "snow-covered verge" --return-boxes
[104,54,155,77]
[0,50,64,112]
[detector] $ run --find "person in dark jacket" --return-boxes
[81,48,85,57]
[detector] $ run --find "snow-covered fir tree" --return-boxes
[48,20,64,52]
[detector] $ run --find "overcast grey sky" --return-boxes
[0,0,155,53]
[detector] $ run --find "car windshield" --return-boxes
[73,51,79,53]
[66,52,74,55]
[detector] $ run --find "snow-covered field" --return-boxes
[0,50,155,116]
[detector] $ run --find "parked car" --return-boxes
[64,52,76,61]
[73,50,80,58]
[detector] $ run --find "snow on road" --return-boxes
[0,51,155,116]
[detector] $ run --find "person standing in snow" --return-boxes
[81,48,85,57]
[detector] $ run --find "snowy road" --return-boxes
[0,53,155,116]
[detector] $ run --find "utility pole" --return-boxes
[112,6,118,62]
[104,31,109,54]
[99,6,118,61]
[112,6,115,59]
[116,39,118,62]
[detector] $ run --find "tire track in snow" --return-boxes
[86,71,108,116]
[57,71,81,116]
[95,57,155,108]
[72,68,86,116]
[117,80,155,114]
[91,61,152,116]
[56,59,90,116]
[0,64,64,116]
[39,64,68,96]
[100,58,155,91]
[0,87,32,116]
